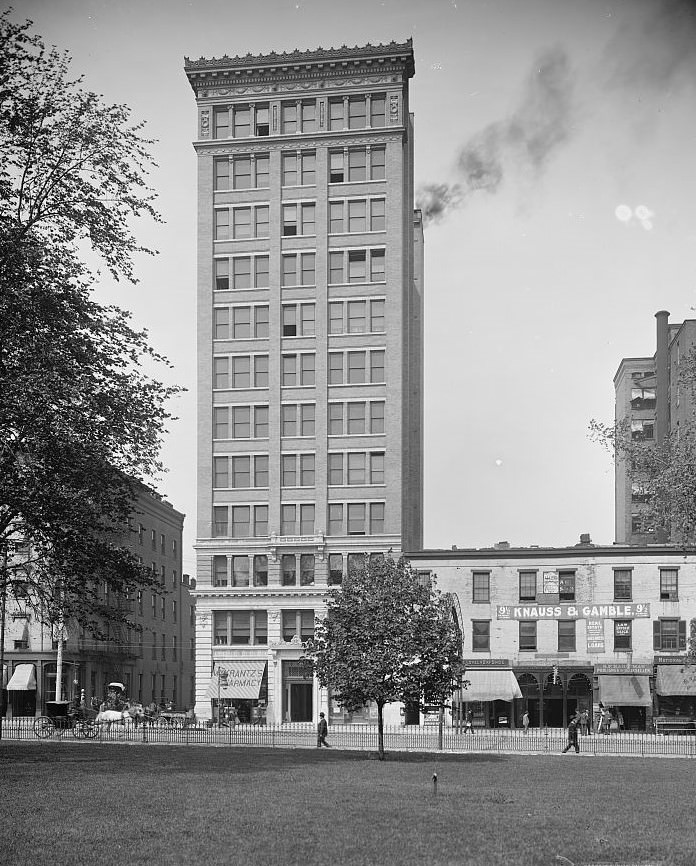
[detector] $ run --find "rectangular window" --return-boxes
[348,200,367,233]
[300,353,315,385]
[214,209,229,240]
[255,206,269,238]
[370,198,385,231]
[214,308,229,339]
[215,259,229,291]
[232,406,250,438]
[328,403,343,435]
[253,555,268,587]
[328,453,343,486]
[347,300,366,333]
[559,571,575,602]
[233,207,252,240]
[348,250,366,283]
[347,402,366,434]
[558,620,576,652]
[614,620,632,651]
[282,153,297,187]
[370,146,386,180]
[255,305,269,338]
[254,454,268,487]
[329,553,343,585]
[328,503,343,536]
[653,619,686,651]
[347,351,366,384]
[329,98,344,130]
[281,504,296,535]
[213,456,228,489]
[370,350,385,383]
[214,158,230,190]
[472,620,490,652]
[255,155,269,189]
[329,251,344,284]
[631,419,655,440]
[347,503,366,535]
[254,354,268,387]
[231,505,250,538]
[369,452,384,485]
[613,569,632,601]
[472,572,490,603]
[348,97,366,129]
[232,105,250,138]
[329,201,344,233]
[282,454,297,488]
[282,554,296,586]
[232,156,251,189]
[329,352,343,385]
[519,621,537,651]
[301,403,315,436]
[301,100,316,132]
[232,306,251,339]
[370,96,386,127]
[232,257,251,290]
[231,455,250,488]
[213,107,229,138]
[300,504,315,534]
[348,149,366,181]
[370,249,385,281]
[231,356,250,389]
[369,502,385,534]
[370,401,385,433]
[255,104,270,136]
[660,569,678,601]
[213,506,228,537]
[300,554,315,586]
[519,571,537,602]
[232,556,250,587]
[254,405,269,438]
[213,555,228,588]
[347,452,365,485]
[329,151,344,184]
[300,453,315,487]
[281,101,297,133]
[253,505,268,537]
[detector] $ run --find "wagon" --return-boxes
[33,700,98,739]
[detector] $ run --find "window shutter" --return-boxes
[653,620,661,650]
[679,620,687,650]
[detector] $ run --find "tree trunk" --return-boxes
[377,701,385,761]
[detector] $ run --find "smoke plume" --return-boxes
[417,46,574,226]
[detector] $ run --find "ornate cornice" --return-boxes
[191,131,399,155]
[184,40,414,88]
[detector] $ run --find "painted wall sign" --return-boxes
[462,658,510,668]
[594,663,653,675]
[586,618,605,653]
[654,655,689,665]
[497,603,650,620]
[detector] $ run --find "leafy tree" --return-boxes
[0,14,178,637]
[303,556,463,760]
[590,347,696,545]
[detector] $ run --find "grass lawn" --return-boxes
[0,742,691,866]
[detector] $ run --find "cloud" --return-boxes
[417,46,574,225]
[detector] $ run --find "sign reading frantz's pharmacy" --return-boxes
[497,603,650,620]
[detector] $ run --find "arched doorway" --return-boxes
[567,673,592,725]
[543,673,565,727]
[517,673,540,728]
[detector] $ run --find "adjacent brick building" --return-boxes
[185,40,423,724]
[408,541,696,731]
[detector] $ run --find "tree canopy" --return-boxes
[303,556,463,759]
[0,14,178,635]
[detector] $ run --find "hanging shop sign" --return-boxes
[497,602,650,620]
[586,619,605,653]
[462,658,510,668]
[543,571,559,594]
[594,663,654,676]
[654,655,689,665]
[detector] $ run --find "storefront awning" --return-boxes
[6,664,37,691]
[459,670,522,702]
[656,665,696,696]
[598,675,651,706]
[205,661,267,700]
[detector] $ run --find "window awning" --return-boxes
[598,675,651,706]
[6,664,37,691]
[656,665,696,696]
[459,669,522,702]
[205,661,267,700]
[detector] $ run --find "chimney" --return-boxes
[578,533,592,545]
[494,541,510,550]
[655,310,670,445]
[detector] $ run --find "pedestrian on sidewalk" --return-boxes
[562,712,581,754]
[317,711,330,747]
[522,711,530,734]
[464,710,473,733]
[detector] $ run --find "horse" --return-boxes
[94,708,132,730]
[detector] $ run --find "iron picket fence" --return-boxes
[2,718,696,757]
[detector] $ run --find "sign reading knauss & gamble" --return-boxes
[497,603,650,620]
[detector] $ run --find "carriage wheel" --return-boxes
[81,720,98,739]
[34,717,55,738]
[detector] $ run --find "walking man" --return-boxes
[562,712,581,754]
[522,711,530,734]
[317,711,330,747]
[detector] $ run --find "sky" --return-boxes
[10,0,696,570]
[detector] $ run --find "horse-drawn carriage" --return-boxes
[33,700,98,739]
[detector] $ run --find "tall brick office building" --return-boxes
[185,41,423,724]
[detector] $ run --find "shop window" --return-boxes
[519,621,537,651]
[660,569,678,601]
[653,618,686,651]
[614,620,632,651]
[559,571,575,601]
[472,571,490,603]
[558,620,575,652]
[519,571,537,602]
[472,620,490,652]
[613,568,632,601]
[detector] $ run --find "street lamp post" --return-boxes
[217,667,228,726]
